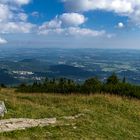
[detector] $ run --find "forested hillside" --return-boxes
[17,73,140,99]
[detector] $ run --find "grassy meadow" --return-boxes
[0,88,139,140]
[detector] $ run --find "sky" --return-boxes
[0,0,140,49]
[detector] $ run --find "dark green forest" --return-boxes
[17,73,140,99]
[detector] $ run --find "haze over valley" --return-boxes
[0,47,139,85]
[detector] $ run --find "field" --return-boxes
[0,89,140,140]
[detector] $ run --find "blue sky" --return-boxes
[0,0,140,49]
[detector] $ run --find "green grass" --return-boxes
[0,88,140,140]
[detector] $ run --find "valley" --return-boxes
[0,48,139,85]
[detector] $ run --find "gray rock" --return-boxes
[0,101,7,117]
[0,118,56,132]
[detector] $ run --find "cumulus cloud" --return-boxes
[39,26,105,37]
[0,0,113,42]
[17,13,28,21]
[60,13,86,26]
[0,4,12,22]
[39,18,62,30]
[40,13,86,29]
[0,22,35,33]
[0,37,7,44]
[0,0,31,5]
[66,27,105,36]
[62,0,140,24]
[62,0,134,13]
[38,13,106,37]
[0,0,34,35]
[14,0,31,5]
[117,22,125,28]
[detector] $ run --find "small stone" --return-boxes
[73,126,77,129]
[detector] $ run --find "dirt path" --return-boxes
[0,118,56,133]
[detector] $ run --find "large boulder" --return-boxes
[0,101,7,117]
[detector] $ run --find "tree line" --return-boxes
[17,73,140,99]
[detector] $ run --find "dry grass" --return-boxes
[0,88,139,140]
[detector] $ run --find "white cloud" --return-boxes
[40,13,86,29]
[38,13,106,37]
[66,27,105,37]
[62,0,140,24]
[0,0,34,35]
[0,0,114,44]
[60,13,86,26]
[0,4,12,22]
[39,16,106,37]
[0,22,35,33]
[117,22,125,28]
[17,13,28,21]
[39,18,62,29]
[14,0,31,5]
[62,0,134,13]
[39,26,105,37]
[38,13,104,37]
[0,37,7,44]
[0,0,31,5]
[39,28,64,35]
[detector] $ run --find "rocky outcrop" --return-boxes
[0,118,56,133]
[0,113,84,133]
[0,101,7,117]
